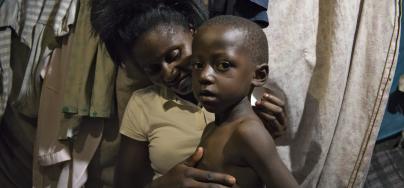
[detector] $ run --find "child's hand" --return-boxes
[253,91,288,139]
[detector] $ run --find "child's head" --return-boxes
[192,15,269,113]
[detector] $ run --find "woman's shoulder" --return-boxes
[129,85,162,103]
[131,85,160,96]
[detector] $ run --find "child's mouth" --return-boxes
[199,90,217,102]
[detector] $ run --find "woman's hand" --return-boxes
[150,147,236,188]
[253,90,288,139]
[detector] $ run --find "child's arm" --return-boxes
[235,121,298,188]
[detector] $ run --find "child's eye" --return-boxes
[192,60,204,70]
[165,49,180,63]
[215,61,231,72]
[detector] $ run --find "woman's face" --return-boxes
[132,24,193,96]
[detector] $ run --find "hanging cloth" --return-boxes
[208,0,269,27]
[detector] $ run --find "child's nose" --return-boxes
[199,65,214,85]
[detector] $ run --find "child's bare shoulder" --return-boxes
[232,116,277,157]
[233,117,272,143]
[236,116,265,130]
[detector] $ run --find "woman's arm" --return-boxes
[115,136,236,188]
[114,135,154,188]
[149,147,236,188]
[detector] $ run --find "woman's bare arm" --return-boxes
[115,136,236,188]
[114,135,154,188]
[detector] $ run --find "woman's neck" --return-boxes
[215,97,253,125]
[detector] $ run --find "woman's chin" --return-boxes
[172,84,192,96]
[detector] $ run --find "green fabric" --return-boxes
[62,0,116,118]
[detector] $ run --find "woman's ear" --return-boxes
[189,24,196,34]
[252,64,268,87]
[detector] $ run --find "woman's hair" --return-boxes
[90,0,208,64]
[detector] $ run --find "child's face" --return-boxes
[132,24,193,95]
[192,26,256,113]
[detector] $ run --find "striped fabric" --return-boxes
[20,0,43,48]
[0,0,19,30]
[0,28,12,120]
[3,0,78,117]
[20,0,76,48]
[0,0,78,119]
[0,0,19,120]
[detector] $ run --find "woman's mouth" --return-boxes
[166,74,192,94]
[166,74,190,89]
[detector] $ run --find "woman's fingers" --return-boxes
[185,167,236,186]
[263,93,285,107]
[256,99,287,128]
[256,111,285,138]
[181,147,236,187]
[181,179,234,188]
[184,147,204,167]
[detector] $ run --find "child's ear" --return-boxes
[252,64,268,87]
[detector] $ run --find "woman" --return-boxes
[91,0,287,187]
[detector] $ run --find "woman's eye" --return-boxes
[165,49,180,63]
[145,64,161,74]
[215,61,231,72]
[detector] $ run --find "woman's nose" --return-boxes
[161,49,192,81]
[177,48,192,71]
[161,63,177,81]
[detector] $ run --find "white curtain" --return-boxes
[263,0,401,187]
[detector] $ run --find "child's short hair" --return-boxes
[199,15,268,65]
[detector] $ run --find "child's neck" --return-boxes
[215,97,254,125]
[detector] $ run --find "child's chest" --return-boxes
[198,124,239,168]
[197,124,263,188]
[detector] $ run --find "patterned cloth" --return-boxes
[20,0,76,48]
[14,0,78,117]
[0,0,19,121]
[365,147,404,188]
[0,0,78,118]
[0,28,12,120]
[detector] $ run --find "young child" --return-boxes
[192,15,299,188]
